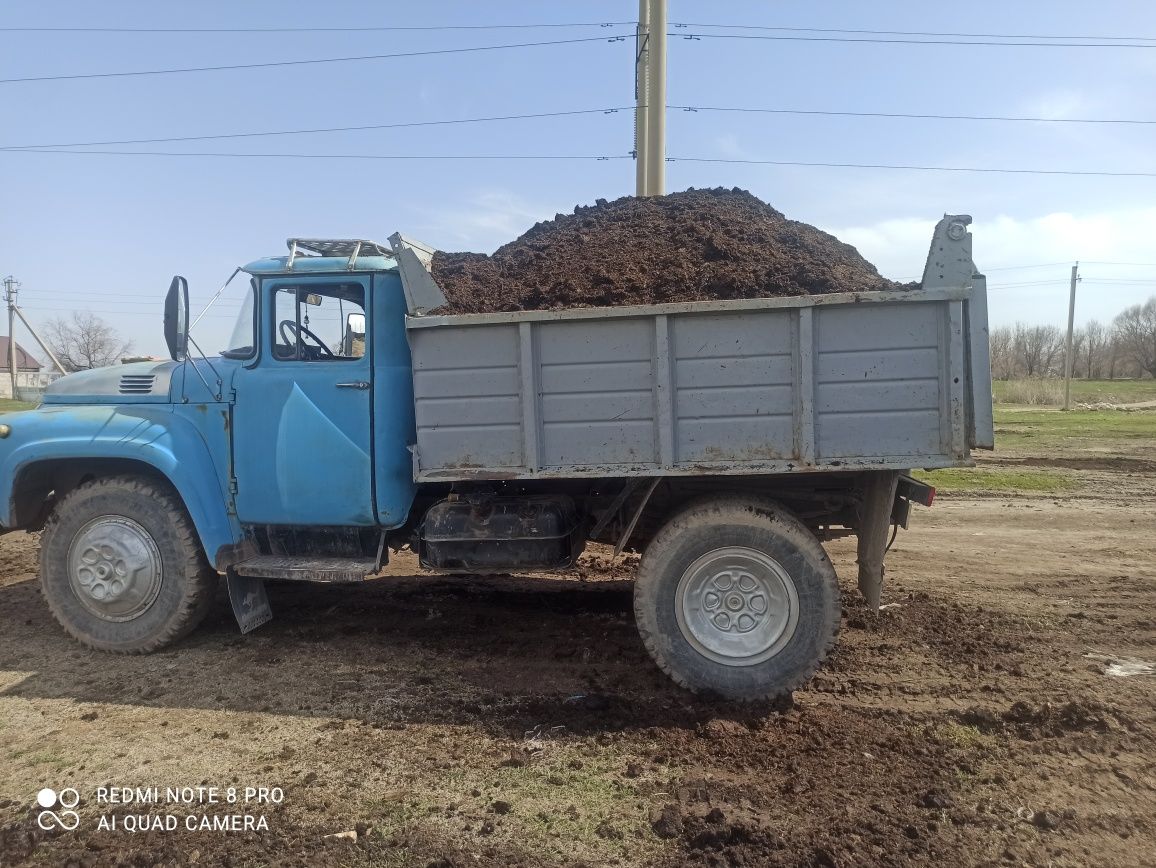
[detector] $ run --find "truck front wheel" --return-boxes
[634,497,840,701]
[39,476,218,653]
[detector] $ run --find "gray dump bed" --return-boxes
[398,215,994,482]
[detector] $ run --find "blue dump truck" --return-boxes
[0,216,993,700]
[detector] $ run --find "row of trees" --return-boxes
[989,297,1156,381]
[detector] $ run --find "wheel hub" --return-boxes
[675,546,799,666]
[67,516,162,622]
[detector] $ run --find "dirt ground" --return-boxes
[431,188,909,314]
[1,417,1154,867]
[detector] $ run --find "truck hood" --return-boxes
[42,360,179,405]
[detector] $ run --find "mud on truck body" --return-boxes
[0,216,993,700]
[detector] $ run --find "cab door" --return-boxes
[231,276,375,526]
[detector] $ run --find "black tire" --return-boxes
[39,475,218,653]
[633,496,840,701]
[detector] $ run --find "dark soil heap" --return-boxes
[430,187,910,315]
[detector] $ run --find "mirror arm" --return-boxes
[191,267,242,329]
[186,335,223,401]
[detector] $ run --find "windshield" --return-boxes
[220,281,256,359]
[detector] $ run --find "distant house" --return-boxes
[0,335,62,400]
[0,336,43,371]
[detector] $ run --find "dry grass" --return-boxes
[997,379,1064,406]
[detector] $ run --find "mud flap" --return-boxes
[856,470,902,610]
[227,569,273,634]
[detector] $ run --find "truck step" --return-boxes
[231,556,378,583]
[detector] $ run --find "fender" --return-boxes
[0,403,247,570]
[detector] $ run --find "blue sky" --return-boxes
[2,0,1155,359]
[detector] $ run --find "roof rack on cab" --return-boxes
[285,238,395,270]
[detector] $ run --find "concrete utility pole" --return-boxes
[634,0,666,196]
[13,306,66,375]
[644,0,667,196]
[3,276,19,398]
[1062,262,1080,411]
[634,0,650,196]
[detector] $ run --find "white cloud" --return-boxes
[1020,89,1091,120]
[409,190,560,252]
[712,134,753,160]
[830,208,1156,327]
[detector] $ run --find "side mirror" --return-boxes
[164,275,190,361]
[343,312,366,357]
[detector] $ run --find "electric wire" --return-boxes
[0,149,633,161]
[5,21,1151,42]
[5,149,1154,178]
[984,263,1076,271]
[0,22,634,33]
[669,22,1156,43]
[671,32,1156,49]
[664,156,1156,178]
[8,101,1154,152]
[0,107,634,150]
[0,35,630,84]
[671,105,1156,125]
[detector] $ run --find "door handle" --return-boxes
[335,381,371,390]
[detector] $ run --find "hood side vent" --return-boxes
[119,374,157,395]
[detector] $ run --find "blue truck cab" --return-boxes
[0,240,428,648]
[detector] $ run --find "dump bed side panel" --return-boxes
[814,303,946,459]
[406,291,971,481]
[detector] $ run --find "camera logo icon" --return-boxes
[36,787,80,831]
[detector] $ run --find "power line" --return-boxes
[0,22,633,34]
[987,280,1070,288]
[984,263,1075,271]
[0,35,629,84]
[7,149,1154,178]
[673,32,1156,49]
[20,306,238,318]
[0,149,633,161]
[1082,278,1156,284]
[672,105,1156,125]
[670,22,1156,43]
[1081,260,1156,267]
[665,156,1156,178]
[4,20,1149,42]
[0,107,633,150]
[9,101,1150,152]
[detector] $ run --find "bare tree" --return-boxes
[44,312,133,372]
[1113,297,1156,378]
[1083,320,1106,379]
[989,325,1016,379]
[1014,323,1063,377]
[1061,327,1087,382]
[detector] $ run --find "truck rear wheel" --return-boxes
[634,496,839,701]
[39,476,218,653]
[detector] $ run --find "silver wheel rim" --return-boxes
[675,546,799,667]
[67,516,163,622]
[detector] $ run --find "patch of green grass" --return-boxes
[355,747,672,866]
[0,397,36,412]
[993,378,1156,406]
[915,467,1077,494]
[993,407,1156,451]
[22,748,69,770]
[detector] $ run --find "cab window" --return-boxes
[271,283,366,361]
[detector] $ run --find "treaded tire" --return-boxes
[39,475,218,653]
[634,496,840,701]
